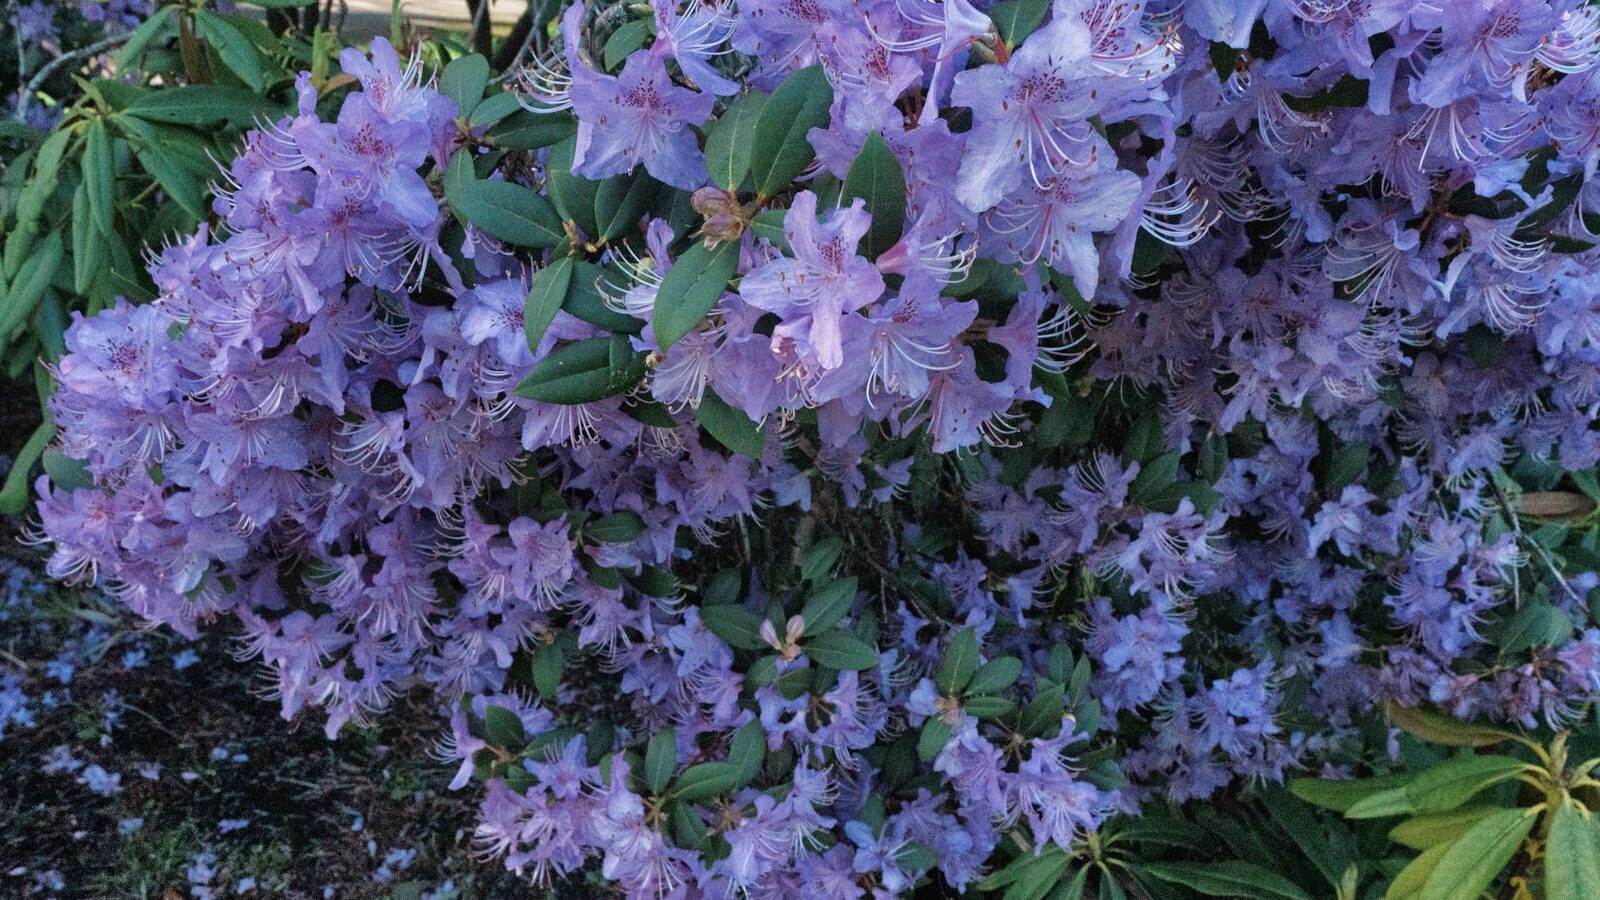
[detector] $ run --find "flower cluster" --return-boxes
[27,0,1600,894]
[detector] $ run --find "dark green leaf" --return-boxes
[1141,862,1311,900]
[81,120,114,239]
[564,262,644,333]
[590,510,645,543]
[513,336,647,404]
[799,537,844,582]
[441,54,490,117]
[195,11,263,91]
[989,0,1049,49]
[799,576,856,637]
[490,110,577,150]
[936,628,979,694]
[484,704,526,747]
[645,726,677,794]
[694,389,767,458]
[594,172,658,243]
[967,656,1022,695]
[962,695,1016,718]
[918,717,951,761]
[127,86,281,126]
[449,177,564,248]
[806,631,879,670]
[524,257,574,352]
[529,643,562,697]
[700,604,765,651]
[1499,599,1574,655]
[546,136,599,237]
[840,130,905,259]
[653,238,739,349]
[748,65,832,197]
[603,19,655,69]
[728,720,765,782]
[1019,682,1065,738]
[116,6,177,70]
[670,762,743,802]
[469,92,522,129]
[705,91,768,191]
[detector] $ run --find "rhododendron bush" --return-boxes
[24,0,1600,895]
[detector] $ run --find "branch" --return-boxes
[13,33,132,123]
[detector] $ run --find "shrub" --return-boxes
[22,0,1600,896]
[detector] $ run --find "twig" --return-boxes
[1489,479,1583,606]
[12,33,132,123]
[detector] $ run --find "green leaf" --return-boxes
[1344,786,1419,820]
[1402,755,1531,816]
[564,262,644,333]
[490,109,577,150]
[42,450,92,492]
[1390,807,1503,851]
[748,65,832,197]
[0,232,62,339]
[545,136,600,237]
[524,257,574,352]
[700,604,765,651]
[441,54,490,117]
[989,0,1049,49]
[669,800,708,850]
[645,726,677,794]
[1387,842,1452,900]
[799,537,844,582]
[1324,441,1370,491]
[469,92,522,129]
[448,177,564,248]
[513,335,647,404]
[918,717,952,761]
[1499,599,1574,655]
[840,131,905,259]
[127,127,204,217]
[962,695,1016,718]
[936,628,979,694]
[670,761,744,802]
[603,18,655,69]
[1019,682,1065,738]
[705,91,768,191]
[71,184,103,296]
[1130,450,1181,504]
[967,656,1022,695]
[1546,799,1600,900]
[590,510,645,543]
[694,389,767,458]
[1418,807,1535,900]
[1289,773,1414,812]
[594,172,658,243]
[81,120,114,239]
[195,11,263,91]
[1140,862,1312,900]
[0,420,55,516]
[728,720,765,782]
[127,86,284,126]
[1002,848,1072,900]
[806,631,879,670]
[799,576,857,637]
[1048,867,1091,900]
[117,6,177,70]
[484,704,526,747]
[1384,702,1517,748]
[529,643,562,697]
[653,238,739,350]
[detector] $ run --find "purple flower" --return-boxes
[572,51,716,189]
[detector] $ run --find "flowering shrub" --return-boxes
[23,0,1600,896]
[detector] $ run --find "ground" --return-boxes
[0,540,539,900]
